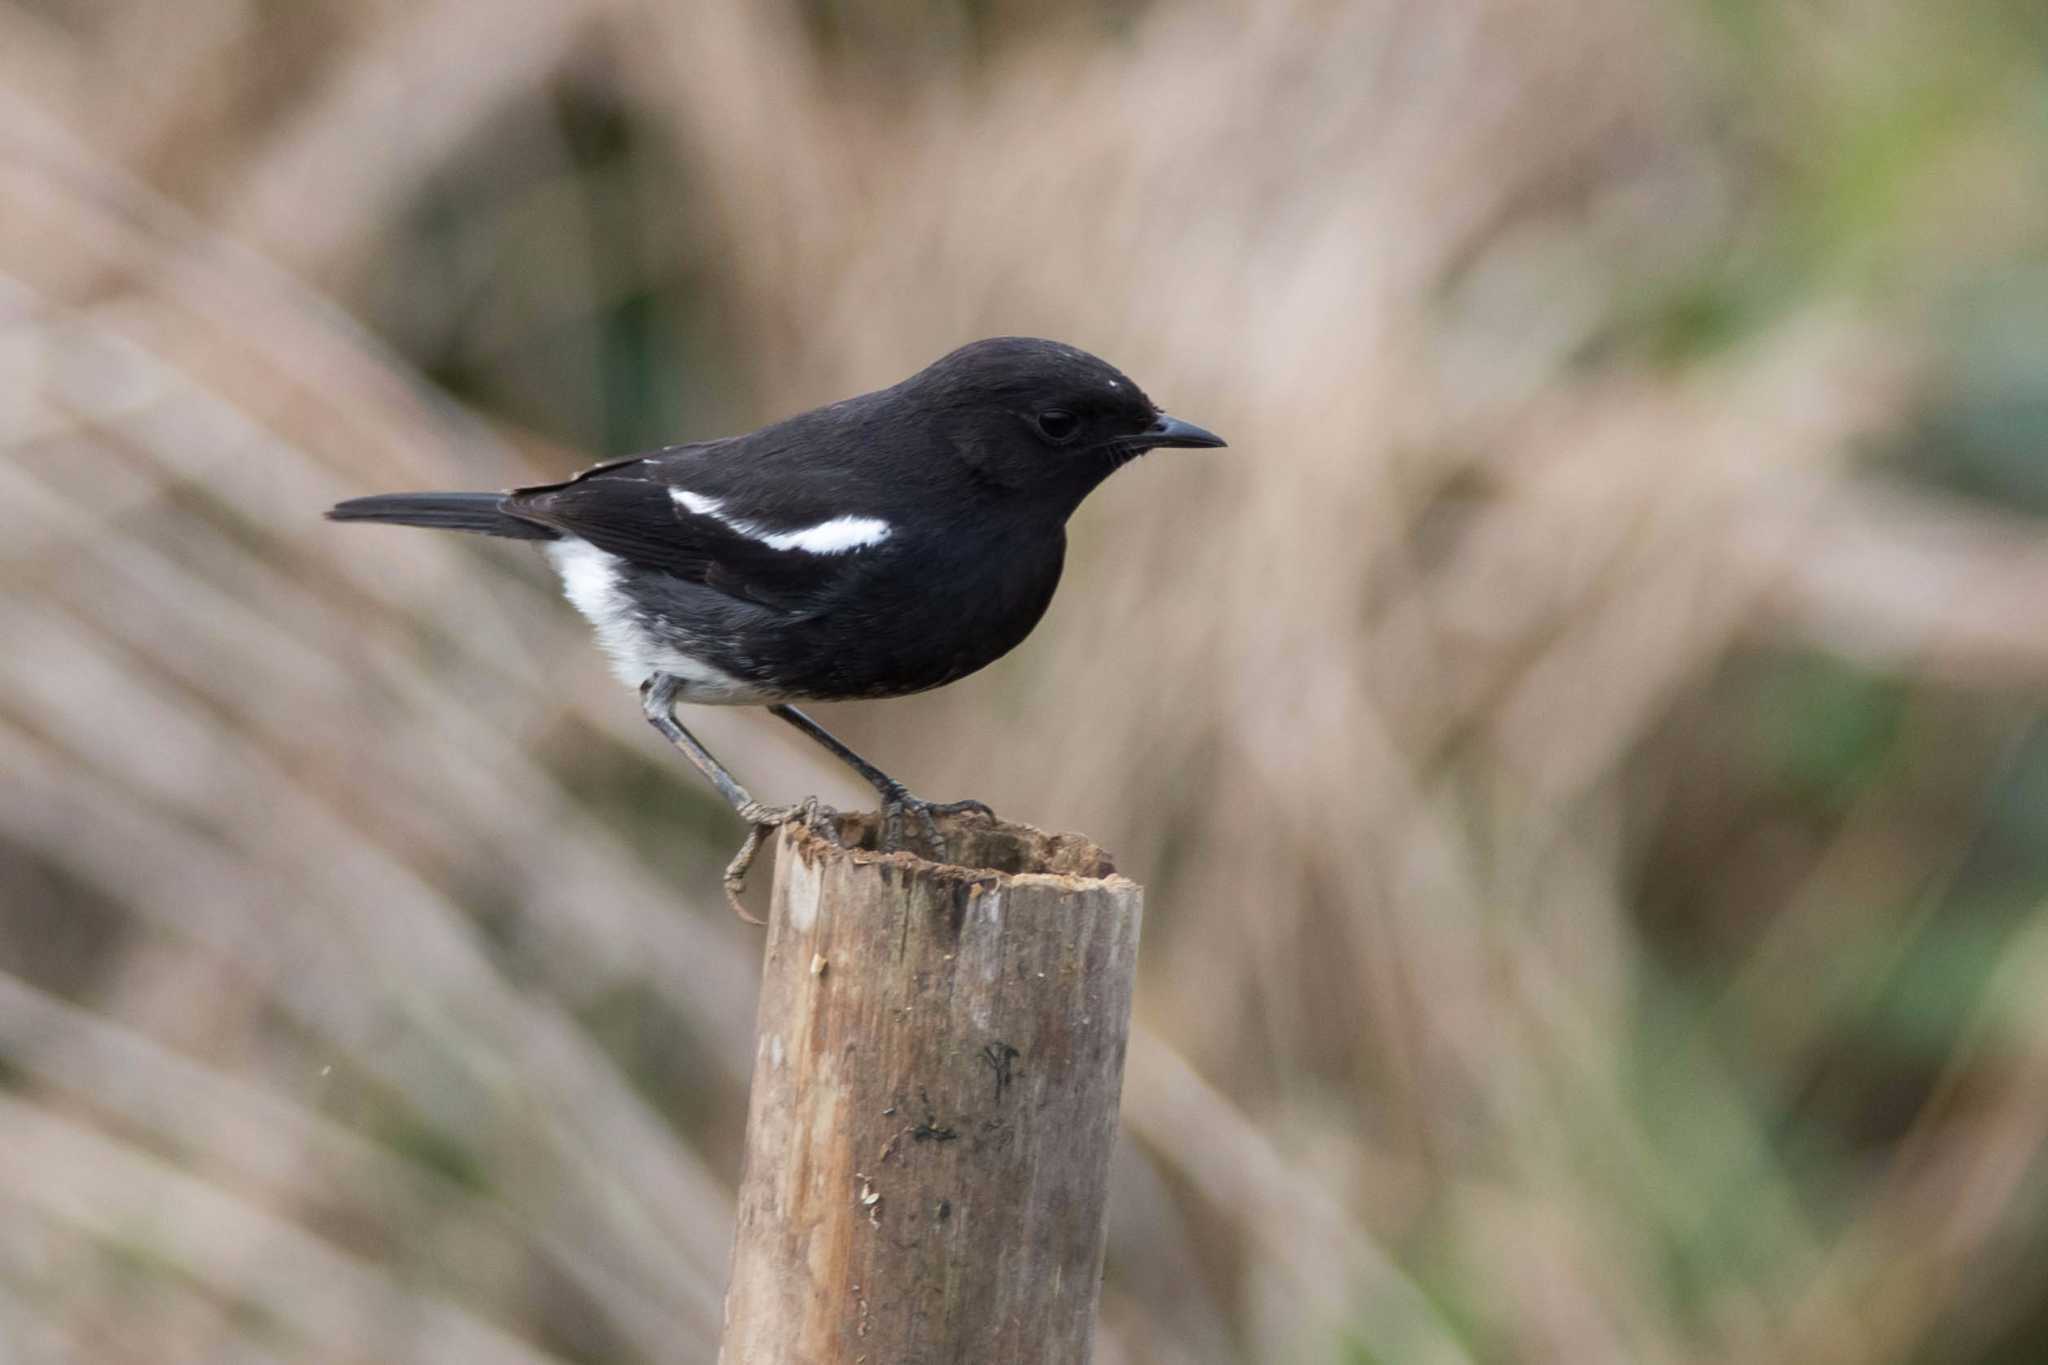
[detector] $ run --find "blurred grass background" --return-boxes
[4,0,2048,1361]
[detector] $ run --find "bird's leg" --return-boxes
[768,704,994,853]
[641,674,834,920]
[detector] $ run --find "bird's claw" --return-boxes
[878,785,996,856]
[723,796,838,922]
[716,783,996,916]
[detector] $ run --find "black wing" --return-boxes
[504,446,881,612]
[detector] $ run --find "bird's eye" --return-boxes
[1035,410,1080,443]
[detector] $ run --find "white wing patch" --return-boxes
[756,515,892,554]
[668,487,891,555]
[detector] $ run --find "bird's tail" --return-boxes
[326,491,557,540]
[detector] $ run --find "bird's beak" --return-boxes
[1143,412,1227,449]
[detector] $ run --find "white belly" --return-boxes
[543,538,771,703]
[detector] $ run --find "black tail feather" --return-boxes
[326,491,558,540]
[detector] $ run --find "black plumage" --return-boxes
[329,336,1224,882]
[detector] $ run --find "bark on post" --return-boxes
[718,810,1143,1364]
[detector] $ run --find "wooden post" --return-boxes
[718,811,1143,1364]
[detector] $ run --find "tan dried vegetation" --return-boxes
[4,1,2047,1361]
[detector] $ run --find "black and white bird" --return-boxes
[330,337,1223,885]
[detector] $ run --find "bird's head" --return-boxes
[902,337,1225,514]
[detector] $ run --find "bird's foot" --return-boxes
[878,785,996,856]
[723,796,837,922]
